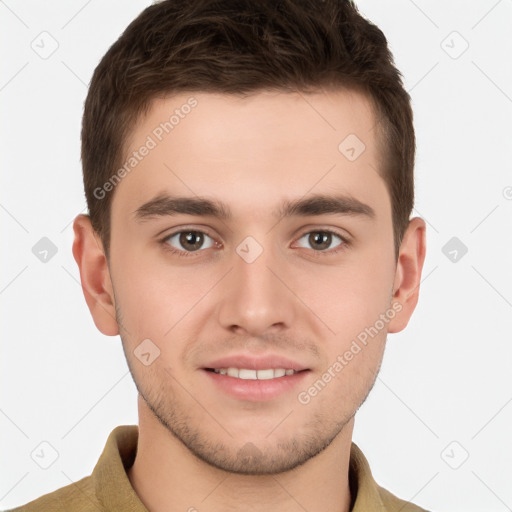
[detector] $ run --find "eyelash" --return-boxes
[159,228,350,259]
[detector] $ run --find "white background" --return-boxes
[1,1,511,510]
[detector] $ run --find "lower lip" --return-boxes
[202,369,310,402]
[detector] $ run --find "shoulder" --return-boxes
[3,475,100,512]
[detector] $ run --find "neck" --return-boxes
[127,395,354,512]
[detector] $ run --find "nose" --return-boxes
[216,239,296,337]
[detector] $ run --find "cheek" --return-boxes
[111,253,165,338]
[112,254,216,340]
[292,253,394,342]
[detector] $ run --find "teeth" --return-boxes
[239,369,257,379]
[227,367,239,378]
[257,369,275,380]
[213,367,298,380]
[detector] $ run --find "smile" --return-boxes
[209,368,298,379]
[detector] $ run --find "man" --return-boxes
[7,0,428,510]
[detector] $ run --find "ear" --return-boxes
[72,214,119,336]
[387,217,427,333]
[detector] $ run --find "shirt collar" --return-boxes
[92,425,386,511]
[349,441,387,510]
[93,425,148,511]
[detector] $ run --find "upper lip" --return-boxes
[203,354,309,372]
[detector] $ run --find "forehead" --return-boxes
[111,89,388,221]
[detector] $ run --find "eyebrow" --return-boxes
[132,193,375,222]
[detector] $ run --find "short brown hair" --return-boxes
[81,0,415,261]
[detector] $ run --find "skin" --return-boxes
[72,88,426,512]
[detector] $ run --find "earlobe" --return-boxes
[72,214,119,336]
[387,217,427,334]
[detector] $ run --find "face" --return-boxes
[105,89,400,474]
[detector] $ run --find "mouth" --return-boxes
[202,361,310,401]
[204,367,303,380]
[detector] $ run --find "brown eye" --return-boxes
[296,230,345,252]
[164,230,215,253]
[179,231,204,251]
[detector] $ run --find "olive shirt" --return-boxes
[5,425,430,512]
